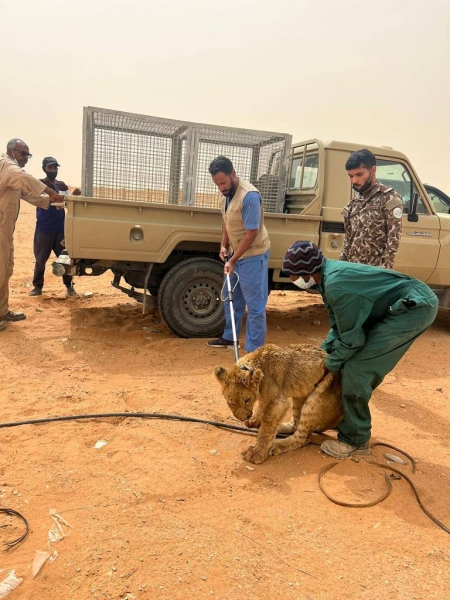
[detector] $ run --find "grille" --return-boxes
[322,221,345,233]
[82,107,291,212]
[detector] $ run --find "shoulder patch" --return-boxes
[392,206,403,219]
[385,196,403,211]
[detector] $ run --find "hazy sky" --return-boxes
[1,0,449,191]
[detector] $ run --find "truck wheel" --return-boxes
[158,257,225,338]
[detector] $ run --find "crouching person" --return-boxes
[282,241,438,459]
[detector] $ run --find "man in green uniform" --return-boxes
[282,241,438,459]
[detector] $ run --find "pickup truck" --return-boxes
[58,107,450,338]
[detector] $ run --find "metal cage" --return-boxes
[82,107,291,212]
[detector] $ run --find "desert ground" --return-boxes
[1,201,449,600]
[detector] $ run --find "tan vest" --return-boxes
[221,179,270,260]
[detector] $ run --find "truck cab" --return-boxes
[277,140,450,298]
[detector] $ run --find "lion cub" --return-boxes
[215,343,343,464]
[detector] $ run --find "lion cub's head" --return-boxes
[214,363,263,422]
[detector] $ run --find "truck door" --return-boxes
[376,158,440,281]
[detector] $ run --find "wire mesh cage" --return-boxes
[82,107,292,212]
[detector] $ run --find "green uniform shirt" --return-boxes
[317,259,427,374]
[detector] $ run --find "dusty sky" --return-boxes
[1,0,449,191]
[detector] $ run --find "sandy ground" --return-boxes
[1,202,449,600]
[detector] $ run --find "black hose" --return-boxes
[1,414,448,537]
[0,508,29,551]
[0,412,258,553]
[0,412,261,435]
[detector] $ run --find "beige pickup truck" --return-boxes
[59,107,450,337]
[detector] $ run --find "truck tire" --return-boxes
[158,257,225,338]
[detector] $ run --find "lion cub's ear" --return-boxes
[239,366,263,391]
[214,366,228,382]
[250,368,263,391]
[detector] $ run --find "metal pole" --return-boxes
[225,271,240,363]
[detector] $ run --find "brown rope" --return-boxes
[317,443,450,534]
[318,461,392,507]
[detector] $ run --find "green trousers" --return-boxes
[338,284,438,446]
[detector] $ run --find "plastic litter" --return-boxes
[94,439,108,450]
[31,551,50,578]
[0,570,23,597]
[384,453,407,465]
[48,509,72,545]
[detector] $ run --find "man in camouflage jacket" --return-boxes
[341,149,403,269]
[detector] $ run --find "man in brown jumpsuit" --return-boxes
[341,149,403,269]
[0,139,63,332]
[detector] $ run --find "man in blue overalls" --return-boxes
[207,156,270,352]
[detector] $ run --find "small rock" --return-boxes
[399,403,406,408]
[312,320,321,326]
[84,291,94,297]
[245,466,255,471]
[210,449,219,455]
[436,387,443,392]
[60,338,69,343]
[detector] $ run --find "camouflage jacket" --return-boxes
[340,182,403,269]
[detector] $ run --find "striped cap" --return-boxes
[282,241,325,275]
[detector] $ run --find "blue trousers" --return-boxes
[223,251,270,352]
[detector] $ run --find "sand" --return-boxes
[0,201,449,600]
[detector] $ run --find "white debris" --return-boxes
[84,291,94,297]
[48,509,72,545]
[0,571,23,597]
[94,439,108,450]
[31,551,50,578]
[385,453,407,465]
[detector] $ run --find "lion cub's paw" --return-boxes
[269,442,289,457]
[242,445,268,464]
[244,417,261,429]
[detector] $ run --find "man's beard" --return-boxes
[353,174,373,194]
[226,180,237,198]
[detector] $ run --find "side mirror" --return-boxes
[408,192,419,222]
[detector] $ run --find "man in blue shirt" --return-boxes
[207,156,270,352]
[29,157,75,297]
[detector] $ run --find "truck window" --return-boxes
[426,189,450,214]
[376,159,428,214]
[289,153,319,191]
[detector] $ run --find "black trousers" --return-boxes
[32,231,73,289]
